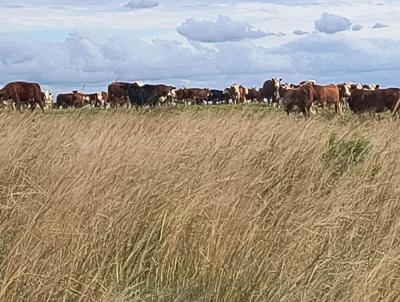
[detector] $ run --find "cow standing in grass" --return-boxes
[0,81,46,112]
[279,84,313,118]
[226,84,248,105]
[259,78,282,106]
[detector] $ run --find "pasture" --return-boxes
[1,107,400,301]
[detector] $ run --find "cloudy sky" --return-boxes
[0,0,399,93]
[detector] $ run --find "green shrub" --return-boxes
[322,133,371,176]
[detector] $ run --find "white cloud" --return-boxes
[0,0,400,92]
[124,0,158,10]
[176,15,269,43]
[314,13,352,34]
[352,24,362,31]
[1,30,400,95]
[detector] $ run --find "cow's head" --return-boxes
[272,78,282,99]
[342,82,352,98]
[168,86,176,98]
[272,78,282,89]
[231,84,241,98]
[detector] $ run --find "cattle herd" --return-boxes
[0,79,399,118]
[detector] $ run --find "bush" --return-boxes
[322,133,371,176]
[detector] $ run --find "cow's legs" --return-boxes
[302,107,310,119]
[37,100,45,113]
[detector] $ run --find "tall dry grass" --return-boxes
[1,108,400,301]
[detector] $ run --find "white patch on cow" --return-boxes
[132,81,144,87]
[168,90,176,98]
[159,96,167,103]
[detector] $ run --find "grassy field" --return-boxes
[1,106,400,301]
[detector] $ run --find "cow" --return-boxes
[82,93,98,108]
[246,87,259,103]
[334,82,353,111]
[175,88,211,105]
[348,87,400,114]
[259,78,282,106]
[0,81,45,112]
[97,91,108,108]
[304,84,342,114]
[225,84,248,105]
[279,85,313,118]
[208,89,229,105]
[128,84,176,108]
[56,91,90,109]
[56,94,73,109]
[43,90,53,109]
[108,82,131,108]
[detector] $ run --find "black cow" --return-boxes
[128,84,176,107]
[209,90,228,105]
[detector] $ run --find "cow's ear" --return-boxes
[279,78,282,82]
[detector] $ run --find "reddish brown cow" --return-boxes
[0,81,45,112]
[175,88,211,105]
[246,88,259,103]
[305,84,342,113]
[56,91,89,109]
[108,82,131,108]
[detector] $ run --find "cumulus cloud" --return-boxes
[314,13,352,34]
[1,30,400,94]
[176,15,269,43]
[352,24,362,31]
[372,22,389,29]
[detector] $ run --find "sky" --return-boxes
[0,0,399,94]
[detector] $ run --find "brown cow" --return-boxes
[175,88,211,105]
[108,82,131,108]
[98,91,108,108]
[246,87,259,103]
[56,91,89,109]
[225,84,248,104]
[0,81,45,112]
[348,87,400,114]
[305,84,342,114]
[259,78,282,106]
[279,85,312,118]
